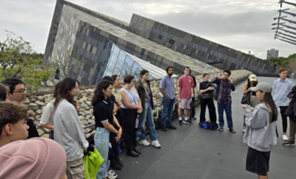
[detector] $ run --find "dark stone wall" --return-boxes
[128,14,281,76]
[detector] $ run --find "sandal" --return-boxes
[229,128,236,133]
[219,127,224,132]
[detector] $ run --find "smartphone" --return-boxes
[242,104,248,109]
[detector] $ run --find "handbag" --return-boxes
[201,92,212,100]
[241,92,251,104]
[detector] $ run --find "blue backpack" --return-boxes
[199,122,218,130]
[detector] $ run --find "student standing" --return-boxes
[54,77,89,179]
[273,68,293,141]
[211,70,236,133]
[199,73,216,125]
[159,66,177,131]
[136,70,161,148]
[177,66,194,125]
[242,82,278,179]
[92,80,122,179]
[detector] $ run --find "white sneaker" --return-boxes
[107,170,118,179]
[139,139,150,146]
[151,140,161,148]
[242,128,246,133]
[283,134,288,141]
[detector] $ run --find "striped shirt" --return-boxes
[211,77,235,104]
[273,78,294,106]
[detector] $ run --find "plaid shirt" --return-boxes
[211,77,235,104]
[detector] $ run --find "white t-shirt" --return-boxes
[40,98,55,128]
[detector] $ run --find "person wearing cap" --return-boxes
[241,82,278,179]
[242,74,260,132]
[0,138,67,179]
[273,68,294,141]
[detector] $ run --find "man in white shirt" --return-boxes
[273,68,294,141]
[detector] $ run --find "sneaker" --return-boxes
[283,141,295,147]
[179,120,183,126]
[283,134,289,141]
[151,140,161,148]
[139,139,150,146]
[183,120,192,125]
[107,170,118,179]
[167,125,177,130]
[161,126,167,132]
[242,128,246,133]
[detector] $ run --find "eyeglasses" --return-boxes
[14,89,26,94]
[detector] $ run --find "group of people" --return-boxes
[0,65,295,179]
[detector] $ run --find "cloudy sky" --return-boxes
[0,0,295,59]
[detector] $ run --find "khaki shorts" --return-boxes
[179,98,192,109]
[66,158,85,179]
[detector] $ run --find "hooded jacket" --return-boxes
[243,103,277,152]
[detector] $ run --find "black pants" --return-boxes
[200,99,217,124]
[190,97,195,118]
[115,109,123,126]
[120,108,137,150]
[49,131,54,140]
[109,132,119,164]
[280,106,288,133]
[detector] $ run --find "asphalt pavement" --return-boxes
[116,77,296,179]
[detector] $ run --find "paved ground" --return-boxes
[116,77,296,179]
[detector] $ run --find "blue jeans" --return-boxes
[94,127,110,179]
[161,97,175,127]
[139,101,157,141]
[217,102,233,129]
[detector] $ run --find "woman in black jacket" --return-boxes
[283,85,296,147]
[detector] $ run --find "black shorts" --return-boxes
[246,147,270,176]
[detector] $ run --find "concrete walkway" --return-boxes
[116,77,296,179]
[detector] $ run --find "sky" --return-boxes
[0,0,295,59]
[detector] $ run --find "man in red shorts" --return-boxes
[178,66,195,125]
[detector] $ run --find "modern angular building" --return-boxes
[44,0,281,86]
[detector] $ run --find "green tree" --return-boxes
[0,30,52,92]
[267,53,296,70]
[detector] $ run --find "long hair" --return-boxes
[92,80,113,105]
[53,81,62,98]
[0,84,8,101]
[247,79,258,88]
[54,78,79,108]
[262,92,278,123]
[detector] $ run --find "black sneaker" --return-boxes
[179,120,183,126]
[161,126,167,132]
[167,125,177,130]
[283,141,295,147]
[183,120,192,125]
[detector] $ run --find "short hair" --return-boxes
[140,69,149,78]
[0,101,28,136]
[102,76,114,83]
[123,75,135,84]
[203,73,209,77]
[166,66,173,73]
[184,66,190,70]
[1,78,24,95]
[223,70,231,76]
[0,84,8,101]
[278,68,287,74]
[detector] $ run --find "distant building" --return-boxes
[267,49,279,59]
